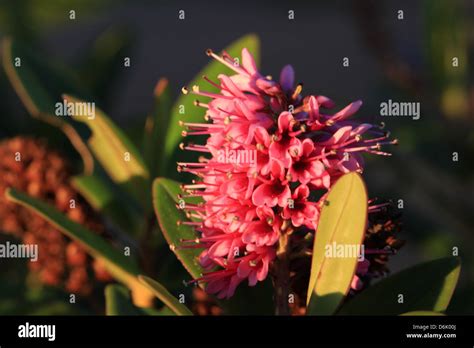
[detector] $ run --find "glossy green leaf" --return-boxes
[71,173,141,235]
[306,172,368,315]
[138,275,193,316]
[338,257,461,315]
[400,311,445,316]
[152,178,203,280]
[2,38,94,172]
[162,34,260,176]
[63,95,149,203]
[5,188,153,304]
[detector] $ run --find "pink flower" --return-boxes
[288,138,327,185]
[204,267,244,299]
[282,185,319,229]
[237,246,276,286]
[254,127,272,175]
[269,112,301,168]
[252,179,291,208]
[350,275,364,291]
[178,47,395,299]
[351,259,370,291]
[242,206,281,246]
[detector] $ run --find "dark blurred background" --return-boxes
[0,0,473,314]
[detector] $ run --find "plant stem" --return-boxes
[274,229,291,316]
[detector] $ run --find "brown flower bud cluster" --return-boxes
[0,136,112,295]
[286,200,404,315]
[364,202,405,276]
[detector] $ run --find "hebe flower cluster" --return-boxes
[178,49,396,298]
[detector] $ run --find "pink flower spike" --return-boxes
[177,46,396,299]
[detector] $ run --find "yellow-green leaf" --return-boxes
[105,284,173,316]
[71,173,142,235]
[63,94,149,203]
[338,257,461,315]
[138,275,193,316]
[306,172,368,315]
[400,311,445,316]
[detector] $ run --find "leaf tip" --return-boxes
[4,187,17,202]
[153,78,169,97]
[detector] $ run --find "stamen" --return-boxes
[191,85,229,99]
[203,75,222,90]
[205,48,247,75]
[291,83,303,100]
[194,100,209,108]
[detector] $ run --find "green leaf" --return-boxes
[152,178,204,280]
[151,306,177,316]
[338,257,461,315]
[162,34,260,176]
[105,284,135,315]
[105,284,173,316]
[1,38,95,172]
[77,27,132,103]
[5,188,154,304]
[0,1,113,38]
[400,311,445,316]
[63,95,149,204]
[71,173,141,235]
[138,275,193,316]
[105,284,145,315]
[143,78,173,177]
[306,172,368,315]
